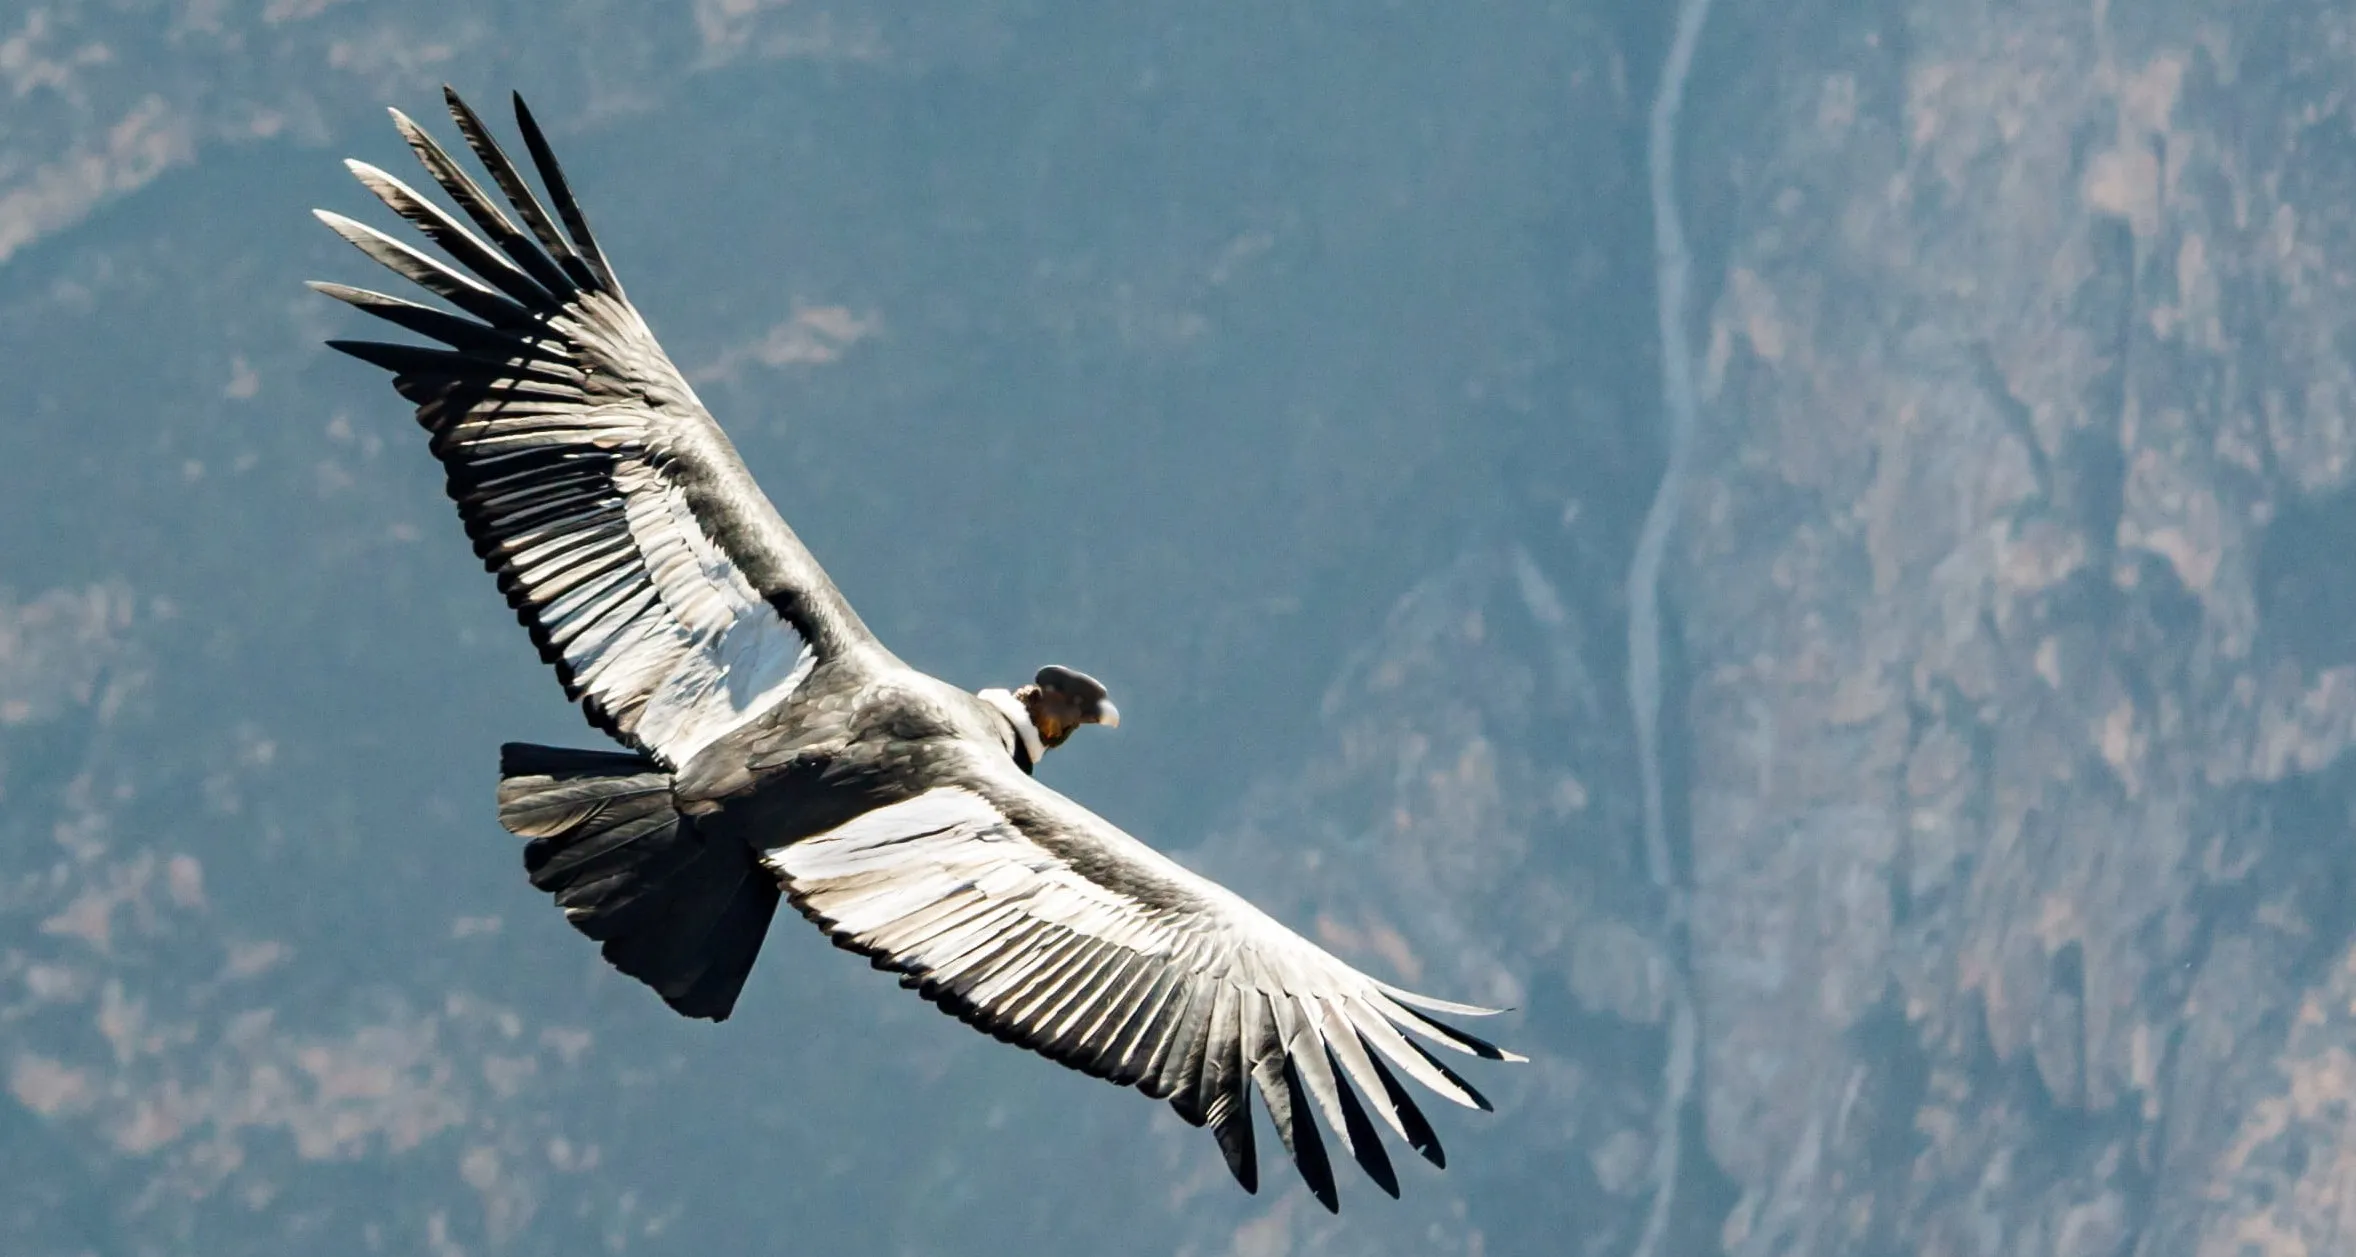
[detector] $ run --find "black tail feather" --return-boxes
[672,869,784,1019]
[497,742,778,1021]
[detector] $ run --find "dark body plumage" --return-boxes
[314,88,1519,1211]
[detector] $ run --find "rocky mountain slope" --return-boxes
[3,1,2353,1254]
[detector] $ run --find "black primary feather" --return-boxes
[440,87,599,293]
[510,93,625,299]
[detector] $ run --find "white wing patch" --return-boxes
[767,787,1175,957]
[612,461,816,767]
[763,777,1523,1210]
[444,426,815,771]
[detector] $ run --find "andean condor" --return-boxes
[311,87,1519,1211]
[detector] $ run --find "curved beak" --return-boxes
[1093,700,1121,729]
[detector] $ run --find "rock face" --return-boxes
[3,0,2354,1254]
[1673,0,2356,1252]
[0,3,1646,1253]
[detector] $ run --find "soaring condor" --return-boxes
[312,88,1518,1211]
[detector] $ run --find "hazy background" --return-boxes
[5,1,2356,1254]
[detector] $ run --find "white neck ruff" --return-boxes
[977,687,1045,766]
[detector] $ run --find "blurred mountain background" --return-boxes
[3,0,2354,1253]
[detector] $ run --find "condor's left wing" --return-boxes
[313,88,892,769]
[766,745,1522,1211]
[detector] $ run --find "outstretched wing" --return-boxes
[764,750,1521,1211]
[313,88,883,768]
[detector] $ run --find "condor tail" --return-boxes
[496,743,778,1020]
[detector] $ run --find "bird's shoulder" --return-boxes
[846,669,1005,746]
[677,661,1006,796]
